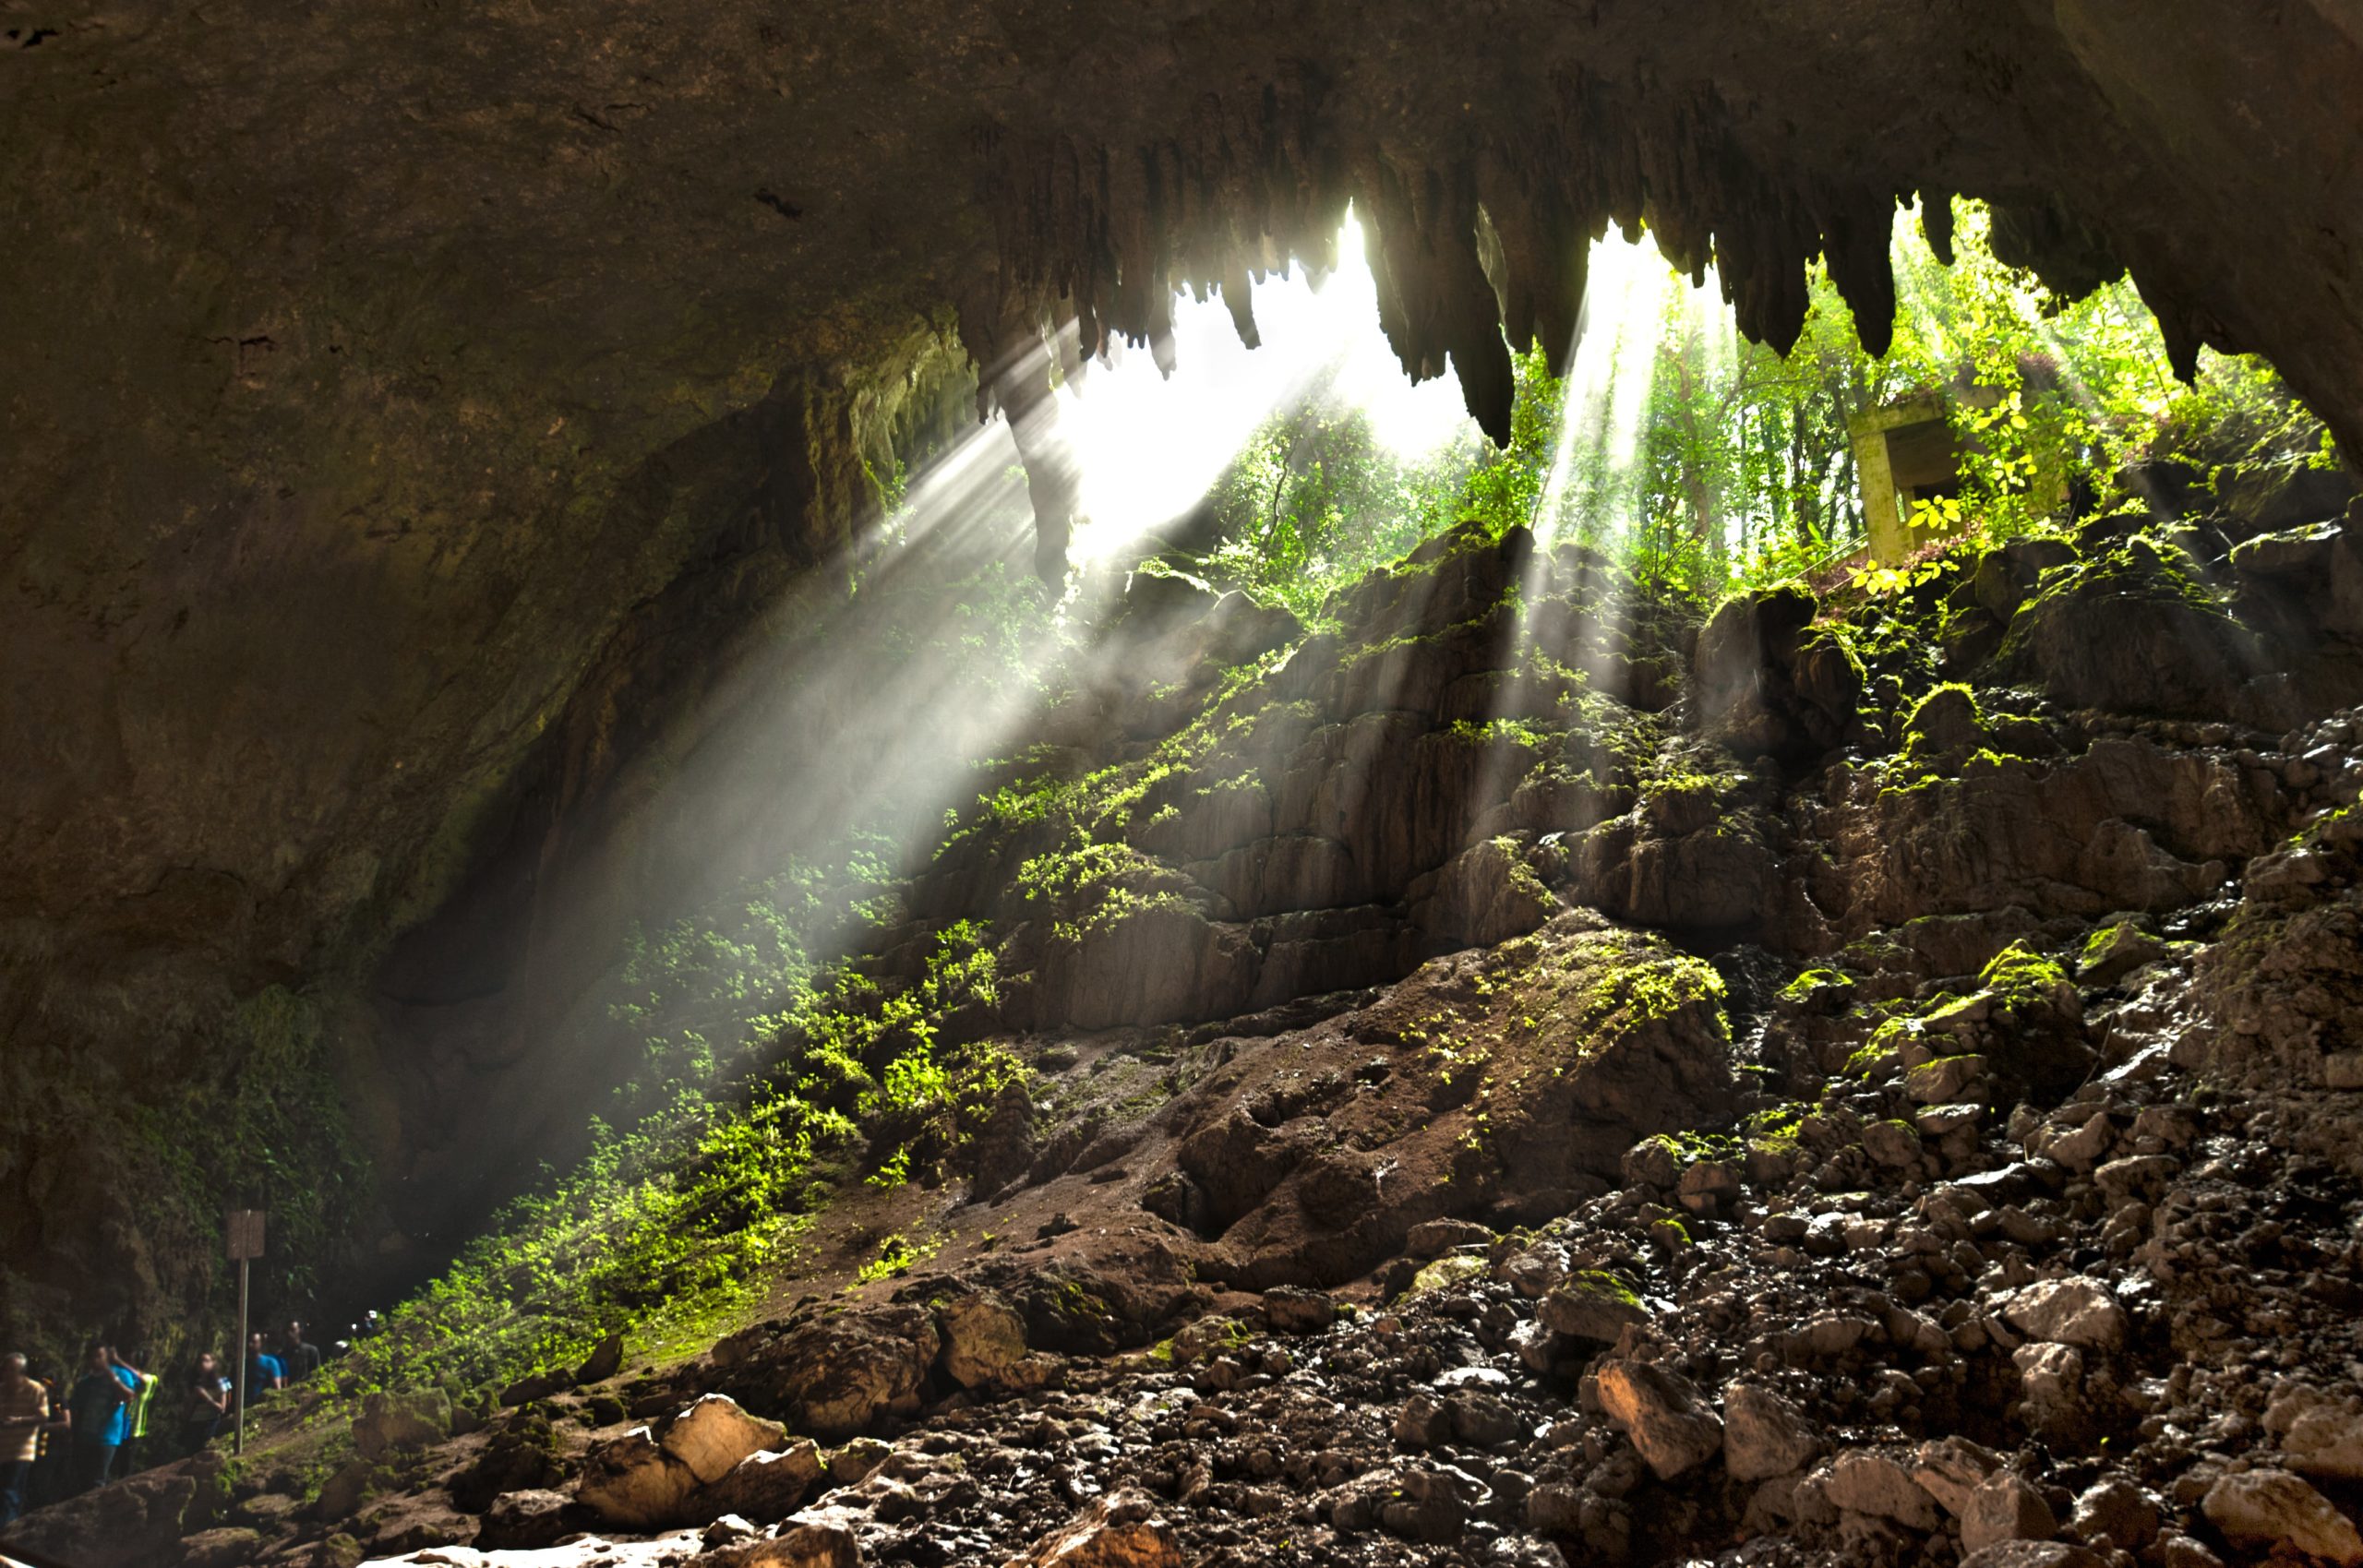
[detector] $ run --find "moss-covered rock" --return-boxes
[1994,533,2272,719]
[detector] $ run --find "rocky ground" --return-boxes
[12,481,2363,1568]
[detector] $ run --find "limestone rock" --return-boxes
[2268,1383,2363,1480]
[1538,1272,1651,1344]
[354,1389,451,1460]
[2013,1342,2085,1422]
[1015,1488,1182,1566]
[1907,1055,1986,1105]
[476,1490,588,1550]
[2069,1478,2161,1550]
[1721,1382,1817,1483]
[1824,1450,1940,1532]
[574,1332,628,1385]
[735,1517,862,1568]
[1961,1473,2058,1555]
[722,1305,942,1439]
[1595,1359,1722,1479]
[698,1442,827,1525]
[1862,1119,1922,1167]
[2201,1468,2363,1565]
[828,1437,892,1485]
[2002,1277,2127,1349]
[1958,1546,2107,1568]
[576,1427,700,1530]
[661,1394,786,1485]
[1914,1436,2004,1517]
[937,1292,1032,1391]
[1407,1218,1496,1257]
[179,1527,264,1568]
[315,1458,386,1524]
[1259,1286,1336,1334]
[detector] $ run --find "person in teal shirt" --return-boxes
[66,1345,138,1494]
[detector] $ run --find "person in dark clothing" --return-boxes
[180,1352,230,1455]
[66,1345,138,1494]
[278,1322,322,1383]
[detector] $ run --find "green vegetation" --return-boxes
[333,915,1025,1394]
[1190,348,1561,623]
[1164,198,2329,619]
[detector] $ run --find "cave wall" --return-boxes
[3,0,2360,1350]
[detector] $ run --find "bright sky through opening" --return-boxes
[1056,213,1481,563]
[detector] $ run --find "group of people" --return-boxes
[0,1322,325,1527]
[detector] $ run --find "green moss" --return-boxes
[1406,1253,1491,1296]
[1565,1268,1646,1309]
[1447,716,1551,750]
[1744,1102,1811,1155]
[1976,940,2071,1006]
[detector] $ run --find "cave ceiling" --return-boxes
[0,0,2357,1296]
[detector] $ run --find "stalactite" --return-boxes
[962,60,2190,565]
[1920,188,1958,266]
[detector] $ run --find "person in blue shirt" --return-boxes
[244,1333,284,1400]
[65,1345,138,1494]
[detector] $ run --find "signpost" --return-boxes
[224,1209,264,1454]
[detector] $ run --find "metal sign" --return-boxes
[226,1209,265,1261]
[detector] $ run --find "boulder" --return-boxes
[314,1458,385,1523]
[179,1527,264,1568]
[574,1332,628,1385]
[1959,1546,2107,1568]
[1961,1473,2058,1555]
[2069,1478,2161,1550]
[575,1427,699,1530]
[1415,836,1557,947]
[2002,1277,2127,1349]
[1595,1359,1722,1479]
[936,1291,1032,1391]
[1259,1286,1336,1335]
[2201,1468,2363,1566]
[2013,1342,2086,1431]
[1913,1436,2004,1516]
[1996,536,2266,719]
[729,1515,863,1568]
[1721,1382,1817,1482]
[1538,1272,1652,1344]
[1906,1054,1986,1105]
[660,1394,786,1485]
[476,1490,589,1550]
[698,1442,826,1525]
[721,1305,942,1439]
[1862,1119,1923,1168]
[1693,584,1860,763]
[1393,1392,1451,1447]
[498,1370,570,1406]
[2267,1383,2363,1480]
[3,1463,199,1568]
[1824,1450,1940,1531]
[1015,1488,1183,1566]
[1406,1218,1495,1257]
[354,1389,451,1460]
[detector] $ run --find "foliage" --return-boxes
[1170,198,2333,615]
[1187,348,1559,623]
[330,904,1024,1395]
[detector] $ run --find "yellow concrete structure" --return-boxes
[1850,394,1968,566]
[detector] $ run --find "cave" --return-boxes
[6,5,2363,1567]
